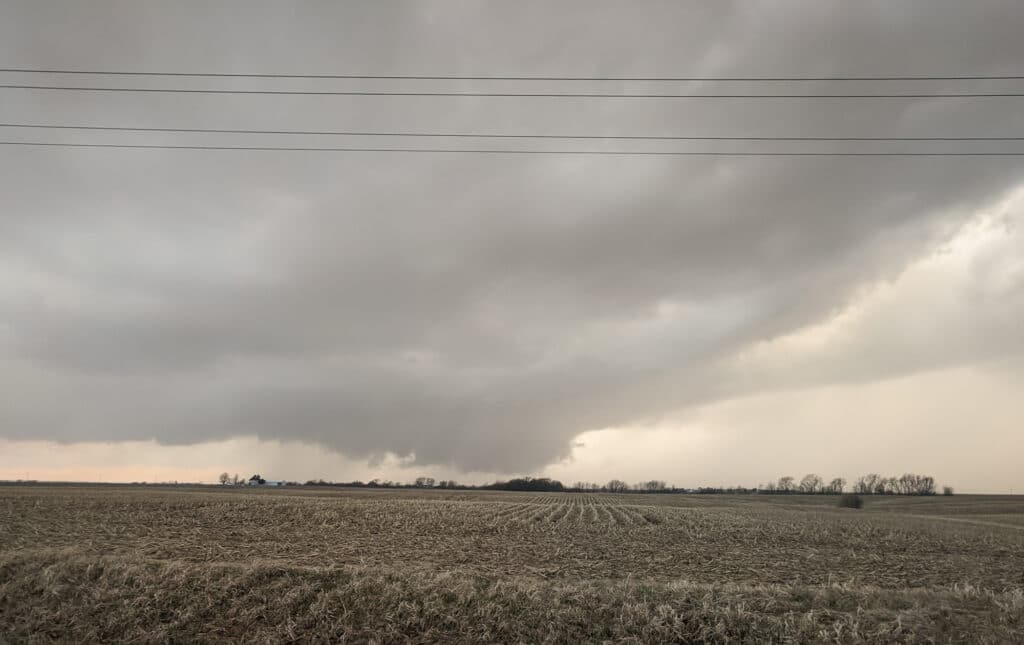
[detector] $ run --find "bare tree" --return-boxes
[799,474,823,494]
[898,474,936,495]
[827,477,846,494]
[641,480,668,493]
[218,472,230,485]
[880,477,898,495]
[918,476,936,495]
[606,479,628,493]
[854,473,880,494]
[777,476,795,493]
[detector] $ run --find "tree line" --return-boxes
[852,473,949,496]
[296,476,750,493]
[760,473,947,496]
[224,472,951,496]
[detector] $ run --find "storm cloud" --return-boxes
[2,1,1023,472]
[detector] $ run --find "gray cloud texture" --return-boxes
[2,1,1024,471]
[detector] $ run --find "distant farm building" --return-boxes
[247,474,285,487]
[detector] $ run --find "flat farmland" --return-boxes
[2,486,1023,642]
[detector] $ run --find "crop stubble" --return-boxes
[1,486,1023,642]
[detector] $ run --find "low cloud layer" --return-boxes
[2,1,1023,473]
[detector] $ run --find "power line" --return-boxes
[2,84,1024,98]
[2,68,1023,82]
[3,141,1023,155]
[2,123,1021,142]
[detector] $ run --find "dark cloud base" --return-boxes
[2,1,1024,472]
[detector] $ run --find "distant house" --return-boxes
[247,474,284,487]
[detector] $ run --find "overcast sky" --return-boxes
[1,1,1022,491]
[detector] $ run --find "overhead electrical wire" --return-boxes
[2,67,1023,82]
[2,84,1023,98]
[2,141,1022,156]
[1,123,1020,141]
[3,69,1021,154]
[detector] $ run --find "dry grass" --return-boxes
[2,486,1023,642]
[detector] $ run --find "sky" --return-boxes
[1,1,1023,492]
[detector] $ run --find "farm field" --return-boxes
[1,486,1023,642]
